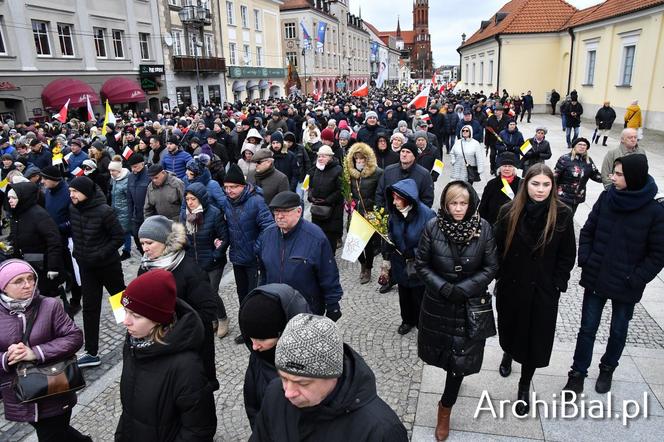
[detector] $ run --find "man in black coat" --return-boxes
[593,101,616,146]
[565,155,664,395]
[127,154,150,254]
[69,176,126,367]
[375,142,434,209]
[520,90,534,123]
[250,314,407,442]
[485,106,509,174]
[550,89,560,115]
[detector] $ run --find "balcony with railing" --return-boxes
[173,56,226,73]
[178,4,212,26]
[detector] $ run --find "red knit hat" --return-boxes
[320,128,335,143]
[121,269,176,324]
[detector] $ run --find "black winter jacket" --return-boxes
[250,344,408,442]
[374,146,400,171]
[239,284,310,428]
[69,187,124,268]
[417,144,442,182]
[271,149,299,191]
[115,299,217,442]
[9,182,63,274]
[553,153,602,206]
[579,179,664,303]
[595,106,617,130]
[521,138,552,172]
[375,162,434,209]
[478,176,522,225]
[416,206,498,376]
[308,160,344,236]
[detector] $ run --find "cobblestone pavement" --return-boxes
[2,114,663,441]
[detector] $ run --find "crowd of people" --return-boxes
[0,85,661,441]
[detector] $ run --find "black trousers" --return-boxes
[358,233,379,269]
[61,240,82,305]
[81,260,126,356]
[233,264,258,305]
[29,410,91,442]
[520,108,532,122]
[440,372,464,407]
[398,284,423,326]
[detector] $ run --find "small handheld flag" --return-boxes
[520,139,532,155]
[301,174,310,191]
[501,178,515,200]
[109,291,126,324]
[122,146,134,160]
[432,159,444,175]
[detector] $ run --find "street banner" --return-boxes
[316,22,327,53]
[300,19,312,50]
[342,211,376,263]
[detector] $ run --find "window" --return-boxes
[208,85,221,105]
[471,63,475,84]
[226,1,235,25]
[57,23,74,56]
[478,61,483,85]
[204,33,214,57]
[284,22,296,39]
[93,27,106,58]
[254,9,261,31]
[465,63,469,82]
[488,60,494,84]
[240,6,248,28]
[286,51,298,67]
[189,34,201,56]
[229,42,236,65]
[620,45,635,86]
[112,29,124,58]
[585,50,596,85]
[168,0,179,5]
[256,46,263,66]
[172,28,183,56]
[176,86,192,107]
[243,44,251,65]
[32,20,51,56]
[0,20,5,55]
[139,33,150,60]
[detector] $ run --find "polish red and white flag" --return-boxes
[122,146,133,160]
[351,82,368,97]
[407,86,430,109]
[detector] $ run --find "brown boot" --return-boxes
[435,402,452,441]
[360,266,371,284]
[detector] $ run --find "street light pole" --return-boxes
[193,35,202,107]
[302,47,308,96]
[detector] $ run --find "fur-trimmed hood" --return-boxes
[163,221,187,255]
[345,142,377,179]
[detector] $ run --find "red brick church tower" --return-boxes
[412,0,433,79]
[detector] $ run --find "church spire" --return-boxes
[396,15,401,37]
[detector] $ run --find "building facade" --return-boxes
[280,0,369,95]
[458,0,664,128]
[219,0,286,102]
[159,0,226,110]
[0,0,162,122]
[364,22,401,88]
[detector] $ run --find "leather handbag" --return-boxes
[310,204,333,220]
[460,141,481,183]
[11,297,86,403]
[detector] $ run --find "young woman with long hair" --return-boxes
[493,163,576,416]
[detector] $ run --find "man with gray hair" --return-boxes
[250,313,407,441]
[600,128,646,188]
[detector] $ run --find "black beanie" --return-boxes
[239,293,287,339]
[224,163,246,185]
[400,141,419,157]
[616,154,649,191]
[69,176,96,199]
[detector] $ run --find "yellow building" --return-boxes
[458,0,664,129]
[217,0,286,101]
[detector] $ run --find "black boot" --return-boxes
[515,384,530,417]
[563,370,586,395]
[602,136,608,146]
[595,363,615,394]
[499,352,512,377]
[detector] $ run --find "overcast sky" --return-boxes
[352,0,601,66]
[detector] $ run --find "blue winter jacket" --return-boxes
[387,178,436,287]
[66,150,88,179]
[44,180,72,237]
[257,219,343,314]
[127,166,150,234]
[219,183,274,266]
[110,171,131,232]
[578,177,664,303]
[180,182,229,271]
[161,149,192,180]
[183,168,225,210]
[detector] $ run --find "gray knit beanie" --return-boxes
[275,314,344,379]
[138,215,173,245]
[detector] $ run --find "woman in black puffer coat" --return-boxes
[116,270,216,442]
[416,180,498,441]
[7,182,63,297]
[307,145,344,251]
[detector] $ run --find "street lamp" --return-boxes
[178,1,211,107]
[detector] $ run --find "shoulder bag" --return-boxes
[460,141,481,183]
[12,297,86,403]
[449,241,496,340]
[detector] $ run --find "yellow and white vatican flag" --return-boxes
[108,290,126,323]
[301,174,310,191]
[519,139,532,155]
[432,158,444,175]
[341,211,377,263]
[501,178,515,200]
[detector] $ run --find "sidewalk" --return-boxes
[5,113,664,441]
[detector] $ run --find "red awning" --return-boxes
[41,78,100,109]
[100,77,146,104]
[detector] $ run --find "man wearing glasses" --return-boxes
[257,191,343,322]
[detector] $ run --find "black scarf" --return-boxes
[437,209,481,245]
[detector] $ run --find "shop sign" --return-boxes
[141,77,160,94]
[139,65,165,76]
[228,67,286,79]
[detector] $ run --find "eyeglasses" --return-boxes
[273,207,300,216]
[461,130,470,133]
[9,275,36,286]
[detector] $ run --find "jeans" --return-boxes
[81,260,126,356]
[565,126,579,147]
[561,113,567,130]
[233,264,258,305]
[29,409,91,441]
[571,290,635,375]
